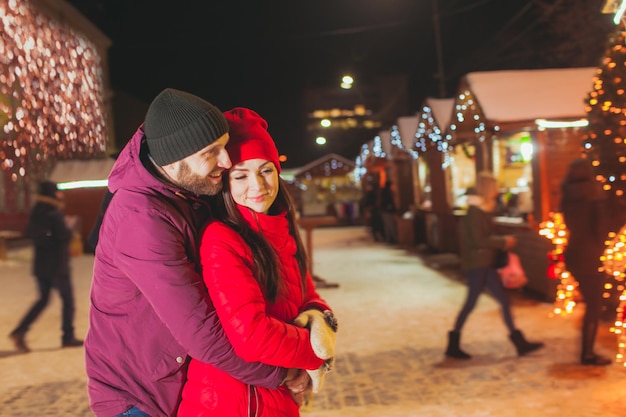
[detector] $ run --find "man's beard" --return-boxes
[176,161,223,196]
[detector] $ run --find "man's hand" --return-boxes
[283,369,311,406]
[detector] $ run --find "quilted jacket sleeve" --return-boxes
[200,222,326,371]
[301,270,332,313]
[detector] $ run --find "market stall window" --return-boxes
[493,131,535,221]
[417,158,432,209]
[449,144,477,209]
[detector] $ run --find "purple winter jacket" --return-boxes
[85,126,284,417]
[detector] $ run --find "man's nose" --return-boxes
[217,149,232,169]
[250,174,265,190]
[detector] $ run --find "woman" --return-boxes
[178,108,336,416]
[561,158,612,366]
[445,172,543,359]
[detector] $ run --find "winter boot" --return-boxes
[509,330,544,356]
[445,331,471,359]
[581,321,612,366]
[62,337,84,348]
[9,331,30,353]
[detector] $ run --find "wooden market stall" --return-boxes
[292,153,358,223]
[413,97,456,252]
[359,127,417,239]
[391,115,423,246]
[448,67,596,300]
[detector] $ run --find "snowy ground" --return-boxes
[2,226,626,417]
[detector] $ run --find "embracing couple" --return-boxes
[84,88,337,417]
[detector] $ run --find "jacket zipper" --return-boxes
[247,385,258,417]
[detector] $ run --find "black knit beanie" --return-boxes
[38,181,58,198]
[145,88,229,166]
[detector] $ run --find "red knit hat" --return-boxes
[223,107,281,173]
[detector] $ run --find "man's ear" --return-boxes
[161,160,179,178]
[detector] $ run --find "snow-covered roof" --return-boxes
[396,116,419,149]
[464,67,596,122]
[425,98,455,131]
[294,153,354,178]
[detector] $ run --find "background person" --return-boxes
[445,172,544,359]
[8,181,83,352]
[379,180,397,244]
[178,108,336,417]
[561,158,612,366]
[85,89,298,417]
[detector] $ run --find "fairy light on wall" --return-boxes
[372,135,385,158]
[414,105,451,157]
[448,90,488,144]
[390,124,403,150]
[538,212,579,316]
[0,0,108,213]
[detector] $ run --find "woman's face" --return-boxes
[228,158,279,214]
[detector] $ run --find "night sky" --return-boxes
[65,0,613,168]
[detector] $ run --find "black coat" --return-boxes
[561,177,608,276]
[25,196,72,277]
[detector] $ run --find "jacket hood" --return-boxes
[561,178,604,204]
[108,125,181,196]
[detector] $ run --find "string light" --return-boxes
[371,135,385,158]
[414,105,452,158]
[538,212,580,316]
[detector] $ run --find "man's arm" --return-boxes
[113,199,285,388]
[199,223,326,370]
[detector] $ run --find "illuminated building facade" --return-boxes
[0,0,112,230]
[301,74,409,165]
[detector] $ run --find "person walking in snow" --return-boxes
[9,181,83,352]
[445,172,544,359]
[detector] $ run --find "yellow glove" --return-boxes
[294,309,338,393]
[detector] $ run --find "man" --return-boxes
[9,181,83,352]
[85,89,306,417]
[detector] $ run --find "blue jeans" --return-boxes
[113,406,151,417]
[452,266,516,333]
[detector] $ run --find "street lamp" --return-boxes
[341,75,354,89]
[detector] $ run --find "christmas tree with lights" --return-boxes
[583,29,626,215]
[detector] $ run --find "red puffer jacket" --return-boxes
[178,206,330,417]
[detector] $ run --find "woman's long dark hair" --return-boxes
[217,177,309,302]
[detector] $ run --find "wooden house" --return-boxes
[413,98,456,252]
